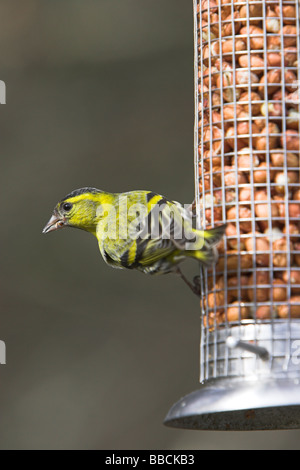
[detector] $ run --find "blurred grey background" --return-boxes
[1,0,300,449]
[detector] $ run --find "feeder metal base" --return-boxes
[164,377,300,430]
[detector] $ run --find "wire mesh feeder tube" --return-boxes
[165,0,300,430]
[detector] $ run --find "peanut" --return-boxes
[239,2,263,26]
[294,243,300,267]
[222,38,247,57]
[239,186,252,202]
[287,110,300,131]
[244,233,270,267]
[256,305,273,320]
[270,151,299,168]
[227,206,253,232]
[258,69,281,97]
[283,223,300,240]
[284,47,298,66]
[267,35,281,51]
[261,102,282,118]
[238,54,265,70]
[203,311,225,328]
[273,238,293,267]
[204,206,223,224]
[255,200,279,221]
[275,5,296,25]
[285,70,298,92]
[271,278,287,301]
[275,201,300,220]
[281,25,297,47]
[267,52,281,67]
[255,123,280,151]
[238,91,262,115]
[239,25,264,50]
[221,12,241,37]
[253,162,275,184]
[281,130,300,152]
[227,275,250,301]
[226,223,246,250]
[226,302,251,322]
[224,168,248,186]
[289,203,300,219]
[283,270,300,295]
[235,69,260,87]
[274,171,299,195]
[215,251,253,272]
[206,290,225,309]
[278,297,300,319]
[247,271,270,302]
[225,127,249,150]
[236,152,260,170]
[266,7,280,33]
[293,190,300,201]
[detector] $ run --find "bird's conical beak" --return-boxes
[42,214,66,234]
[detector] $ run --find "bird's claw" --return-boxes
[176,268,201,297]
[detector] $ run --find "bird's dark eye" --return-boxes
[62,202,73,212]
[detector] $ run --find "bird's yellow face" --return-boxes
[43,194,100,235]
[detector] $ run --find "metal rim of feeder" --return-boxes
[165,0,300,431]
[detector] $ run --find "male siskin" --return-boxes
[43,187,225,294]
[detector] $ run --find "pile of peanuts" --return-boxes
[197,0,300,325]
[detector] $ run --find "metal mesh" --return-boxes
[194,0,300,383]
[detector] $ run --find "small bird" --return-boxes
[42,187,225,295]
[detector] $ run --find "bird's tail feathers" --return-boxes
[182,223,226,252]
[186,245,218,266]
[201,223,226,246]
[184,224,226,267]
